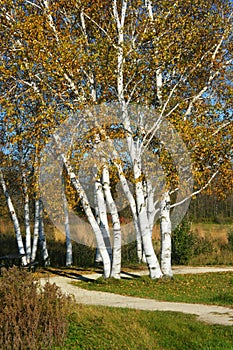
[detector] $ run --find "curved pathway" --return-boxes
[40,266,233,326]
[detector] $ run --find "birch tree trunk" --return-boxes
[53,134,111,278]
[114,160,143,262]
[94,192,103,264]
[0,169,27,265]
[145,179,156,237]
[160,191,173,277]
[94,175,112,260]
[113,0,142,263]
[102,164,122,279]
[62,183,73,266]
[31,198,40,262]
[145,0,163,107]
[39,199,50,266]
[133,157,163,278]
[113,0,162,278]
[22,170,31,264]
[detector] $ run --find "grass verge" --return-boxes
[75,271,233,307]
[56,304,233,350]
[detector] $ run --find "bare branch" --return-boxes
[171,170,219,208]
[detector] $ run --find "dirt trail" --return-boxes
[40,266,233,326]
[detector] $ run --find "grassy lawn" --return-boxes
[74,271,233,307]
[59,272,233,349]
[56,304,233,350]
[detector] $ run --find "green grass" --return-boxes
[75,272,233,307]
[56,304,233,350]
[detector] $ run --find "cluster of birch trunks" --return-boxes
[0,105,191,280]
[0,0,232,279]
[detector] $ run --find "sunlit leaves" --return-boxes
[0,0,232,210]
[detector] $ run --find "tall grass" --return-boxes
[1,220,233,267]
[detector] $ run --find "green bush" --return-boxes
[172,221,214,265]
[193,236,213,256]
[172,221,195,265]
[0,267,73,350]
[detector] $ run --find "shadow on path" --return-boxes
[40,266,233,327]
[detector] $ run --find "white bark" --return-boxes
[39,199,50,266]
[145,0,163,107]
[95,248,102,263]
[22,169,31,264]
[96,129,142,261]
[114,160,143,262]
[113,0,143,263]
[31,198,40,262]
[53,134,111,278]
[61,181,73,266]
[156,67,163,106]
[133,158,163,278]
[145,179,157,236]
[43,0,59,42]
[113,1,162,278]
[94,191,103,263]
[94,175,112,259]
[160,191,173,277]
[102,164,122,279]
[0,168,27,265]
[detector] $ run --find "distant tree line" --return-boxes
[188,192,233,224]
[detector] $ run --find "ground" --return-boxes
[39,266,233,326]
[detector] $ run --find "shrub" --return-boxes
[171,221,196,265]
[0,267,73,350]
[172,221,214,265]
[193,236,213,256]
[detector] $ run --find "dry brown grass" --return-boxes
[191,223,231,243]
[0,267,73,350]
[0,218,14,235]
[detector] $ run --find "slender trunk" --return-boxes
[114,161,143,262]
[94,176,112,260]
[133,158,163,279]
[145,179,155,237]
[160,191,173,277]
[113,0,162,277]
[39,199,50,266]
[0,169,27,265]
[31,198,40,262]
[62,182,73,266]
[156,67,163,106]
[68,173,111,277]
[53,134,111,278]
[94,191,103,263]
[22,170,31,264]
[102,164,121,279]
[145,0,163,107]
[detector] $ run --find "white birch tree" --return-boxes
[62,182,73,267]
[0,168,27,265]
[38,199,50,266]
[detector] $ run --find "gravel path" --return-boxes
[40,266,233,326]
